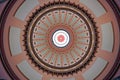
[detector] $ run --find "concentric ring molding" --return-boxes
[24,1,98,75]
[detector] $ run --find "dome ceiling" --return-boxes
[0,0,120,80]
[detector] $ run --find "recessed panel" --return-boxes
[82,57,108,80]
[101,22,114,52]
[17,60,42,80]
[15,0,39,21]
[9,27,22,56]
[79,0,106,17]
[50,78,76,80]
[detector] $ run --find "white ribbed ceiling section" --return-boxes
[0,0,120,80]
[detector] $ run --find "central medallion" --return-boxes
[24,1,98,76]
[52,29,70,48]
[47,24,75,52]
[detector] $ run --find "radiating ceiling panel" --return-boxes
[82,57,108,80]
[101,22,114,52]
[15,0,39,21]
[17,60,43,80]
[9,27,22,56]
[79,0,106,17]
